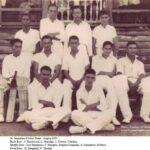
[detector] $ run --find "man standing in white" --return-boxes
[19,66,70,130]
[93,10,118,56]
[29,35,62,110]
[69,68,114,134]
[63,36,90,111]
[15,14,40,58]
[65,5,92,63]
[115,41,150,123]
[0,39,31,122]
[40,3,65,59]
[92,41,120,126]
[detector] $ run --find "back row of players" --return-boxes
[0,4,150,134]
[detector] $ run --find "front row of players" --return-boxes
[0,37,150,134]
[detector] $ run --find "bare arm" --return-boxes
[51,65,61,83]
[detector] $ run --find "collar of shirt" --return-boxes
[72,20,84,26]
[48,18,59,23]
[125,55,139,65]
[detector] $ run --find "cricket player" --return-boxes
[0,38,31,122]
[15,13,40,58]
[115,41,150,123]
[93,10,118,56]
[69,68,114,134]
[19,66,70,130]
[92,41,120,125]
[28,35,62,110]
[40,3,65,59]
[63,35,90,111]
[65,5,92,62]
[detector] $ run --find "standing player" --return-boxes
[15,13,40,58]
[65,5,92,63]
[93,10,118,56]
[0,39,31,122]
[40,3,65,59]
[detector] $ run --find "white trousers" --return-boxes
[138,76,150,118]
[23,107,71,130]
[112,75,132,120]
[63,79,75,111]
[95,76,118,118]
[71,109,113,133]
[113,75,150,119]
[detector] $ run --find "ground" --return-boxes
[1,117,150,136]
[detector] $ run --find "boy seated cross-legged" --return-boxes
[69,68,114,134]
[17,66,71,130]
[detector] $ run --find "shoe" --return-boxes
[69,126,87,134]
[32,122,49,130]
[142,117,150,123]
[112,118,121,126]
[122,118,131,124]
[16,114,25,122]
[0,115,4,122]
[52,123,59,130]
[103,123,115,131]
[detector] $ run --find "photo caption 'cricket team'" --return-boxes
[1,4,150,134]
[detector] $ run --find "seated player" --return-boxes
[0,38,31,122]
[30,35,62,107]
[115,41,150,123]
[18,66,70,130]
[92,41,120,126]
[69,68,114,134]
[63,36,90,110]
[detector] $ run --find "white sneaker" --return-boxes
[32,122,48,130]
[0,115,4,122]
[16,114,25,122]
[103,123,115,131]
[123,118,131,124]
[112,118,121,126]
[52,123,59,130]
[69,126,87,134]
[142,117,150,123]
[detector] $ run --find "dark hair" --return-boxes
[69,36,79,42]
[99,10,109,17]
[11,38,22,47]
[103,41,114,48]
[21,13,31,19]
[85,68,96,75]
[41,35,52,41]
[40,66,51,73]
[48,3,58,10]
[72,5,82,12]
[127,41,138,48]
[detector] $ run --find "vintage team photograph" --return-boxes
[0,0,150,136]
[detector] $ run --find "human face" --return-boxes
[73,8,82,22]
[21,15,30,27]
[69,39,79,52]
[127,44,138,58]
[100,14,109,26]
[40,69,51,83]
[48,6,58,20]
[85,73,96,87]
[102,44,113,58]
[12,42,22,57]
[42,38,52,51]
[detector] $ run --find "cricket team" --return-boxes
[0,4,150,135]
